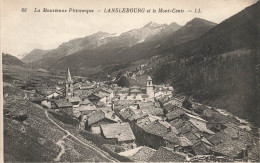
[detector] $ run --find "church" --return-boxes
[65,67,74,98]
[117,76,155,102]
[64,68,81,108]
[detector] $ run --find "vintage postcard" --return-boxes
[1,0,259,162]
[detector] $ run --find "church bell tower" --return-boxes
[65,68,73,98]
[146,76,154,99]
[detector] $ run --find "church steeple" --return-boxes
[66,67,73,84]
[146,76,154,100]
[65,68,73,98]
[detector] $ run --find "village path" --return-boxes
[43,110,118,162]
[53,134,69,161]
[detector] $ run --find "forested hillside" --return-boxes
[152,2,260,126]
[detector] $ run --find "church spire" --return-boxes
[65,67,73,98]
[66,67,73,83]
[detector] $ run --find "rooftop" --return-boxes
[189,119,215,135]
[166,109,185,121]
[87,110,105,126]
[130,146,156,162]
[54,99,73,108]
[148,147,187,162]
[68,96,81,103]
[100,122,135,142]
[142,121,169,138]
[212,140,248,158]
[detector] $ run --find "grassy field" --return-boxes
[3,84,64,161]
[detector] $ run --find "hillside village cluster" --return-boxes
[16,68,259,162]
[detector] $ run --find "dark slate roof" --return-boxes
[164,133,193,147]
[87,110,105,126]
[207,130,232,145]
[189,119,215,135]
[223,123,254,145]
[163,132,179,144]
[142,106,164,116]
[178,136,193,146]
[169,118,186,128]
[166,109,185,121]
[136,117,152,127]
[130,146,156,162]
[183,132,201,144]
[212,140,248,158]
[100,122,135,142]
[119,108,136,121]
[163,103,174,112]
[148,147,187,162]
[192,141,212,155]
[142,121,168,138]
[54,99,73,108]
[128,113,149,121]
[169,119,194,134]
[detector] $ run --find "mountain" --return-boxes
[22,49,51,63]
[166,2,260,58]
[38,18,214,73]
[2,53,24,66]
[152,1,260,126]
[23,32,115,63]
[23,21,182,70]
[104,21,181,47]
[158,18,217,49]
[16,53,27,60]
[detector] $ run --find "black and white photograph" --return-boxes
[1,0,260,162]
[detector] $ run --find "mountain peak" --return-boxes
[2,53,25,66]
[143,22,162,28]
[92,31,110,36]
[169,22,180,27]
[186,18,217,26]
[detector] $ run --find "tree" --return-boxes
[117,76,130,87]
[182,99,192,110]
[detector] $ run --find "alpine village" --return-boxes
[2,1,260,162]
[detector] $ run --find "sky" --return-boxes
[1,0,258,57]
